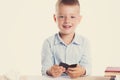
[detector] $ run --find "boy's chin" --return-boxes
[60,32,74,35]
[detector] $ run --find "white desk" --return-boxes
[20,75,113,80]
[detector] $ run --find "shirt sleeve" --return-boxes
[41,39,54,75]
[79,39,92,75]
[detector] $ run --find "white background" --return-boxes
[0,0,120,76]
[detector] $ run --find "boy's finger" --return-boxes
[68,70,77,74]
[53,65,59,68]
[68,67,76,71]
[59,66,65,71]
[52,65,61,70]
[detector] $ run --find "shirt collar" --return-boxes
[55,33,65,45]
[54,33,81,45]
[72,34,81,45]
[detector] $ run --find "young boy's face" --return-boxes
[54,4,81,35]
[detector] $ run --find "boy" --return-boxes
[41,0,91,78]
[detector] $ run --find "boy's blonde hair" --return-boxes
[56,0,80,9]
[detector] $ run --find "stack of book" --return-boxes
[105,67,120,77]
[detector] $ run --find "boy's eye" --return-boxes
[71,16,76,18]
[59,16,64,18]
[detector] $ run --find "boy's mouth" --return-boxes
[63,25,72,29]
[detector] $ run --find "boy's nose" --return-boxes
[64,17,70,23]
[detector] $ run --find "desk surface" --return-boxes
[0,75,9,80]
[20,75,114,80]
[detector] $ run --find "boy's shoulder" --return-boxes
[45,33,57,40]
[76,34,86,39]
[74,34,90,47]
[43,33,58,44]
[75,34,89,41]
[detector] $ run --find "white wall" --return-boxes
[0,0,120,76]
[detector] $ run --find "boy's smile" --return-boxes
[54,4,82,35]
[63,24,72,29]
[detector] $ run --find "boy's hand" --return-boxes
[47,65,65,77]
[66,65,86,78]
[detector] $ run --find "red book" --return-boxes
[105,67,120,72]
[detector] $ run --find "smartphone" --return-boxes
[69,64,77,68]
[59,62,69,70]
[59,62,77,70]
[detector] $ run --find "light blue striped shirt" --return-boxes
[41,33,91,76]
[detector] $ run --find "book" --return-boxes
[59,62,77,70]
[105,67,120,77]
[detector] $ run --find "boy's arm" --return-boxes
[41,39,54,75]
[79,39,91,75]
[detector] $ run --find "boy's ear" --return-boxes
[53,14,57,22]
